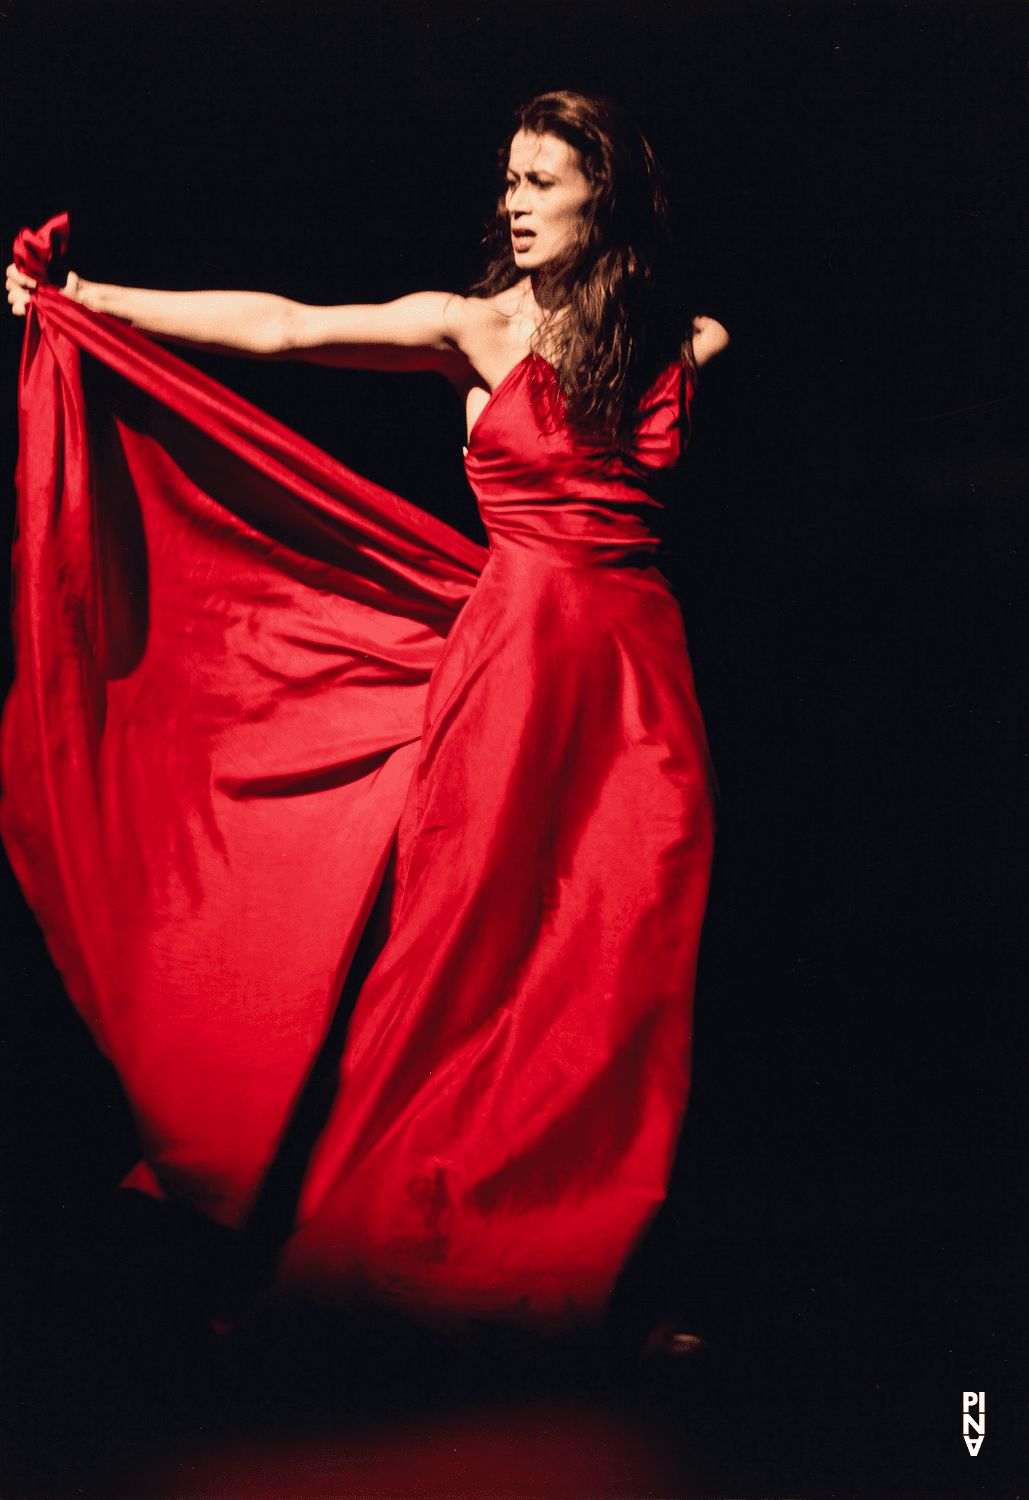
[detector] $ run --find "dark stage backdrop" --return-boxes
[2,3,1025,1497]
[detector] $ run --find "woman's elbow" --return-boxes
[692,316,730,367]
[266,299,304,355]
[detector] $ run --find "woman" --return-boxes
[5,92,728,1339]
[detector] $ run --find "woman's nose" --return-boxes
[507,182,530,213]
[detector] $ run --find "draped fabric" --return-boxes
[4,215,714,1331]
[4,215,485,1229]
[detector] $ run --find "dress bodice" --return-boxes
[463,355,691,567]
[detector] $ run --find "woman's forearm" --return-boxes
[64,274,295,354]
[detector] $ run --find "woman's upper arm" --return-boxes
[691,315,730,368]
[283,291,472,371]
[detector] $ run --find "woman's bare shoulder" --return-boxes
[446,282,527,335]
[445,282,535,384]
[690,315,730,368]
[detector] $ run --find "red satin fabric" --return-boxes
[4,215,714,1331]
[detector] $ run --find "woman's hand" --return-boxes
[7,264,85,316]
[6,263,37,316]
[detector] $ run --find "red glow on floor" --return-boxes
[131,1401,687,1499]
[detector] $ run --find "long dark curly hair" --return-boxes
[469,91,694,453]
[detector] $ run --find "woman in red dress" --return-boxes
[5,92,728,1342]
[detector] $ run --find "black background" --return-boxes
[1,3,1025,1497]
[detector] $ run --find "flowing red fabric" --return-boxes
[4,215,714,1331]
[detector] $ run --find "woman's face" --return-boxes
[505,129,593,273]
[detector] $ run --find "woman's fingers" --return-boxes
[6,263,39,316]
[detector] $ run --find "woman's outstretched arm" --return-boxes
[5,262,472,373]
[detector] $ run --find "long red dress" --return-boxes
[3,216,714,1332]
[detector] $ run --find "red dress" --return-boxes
[4,216,714,1332]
